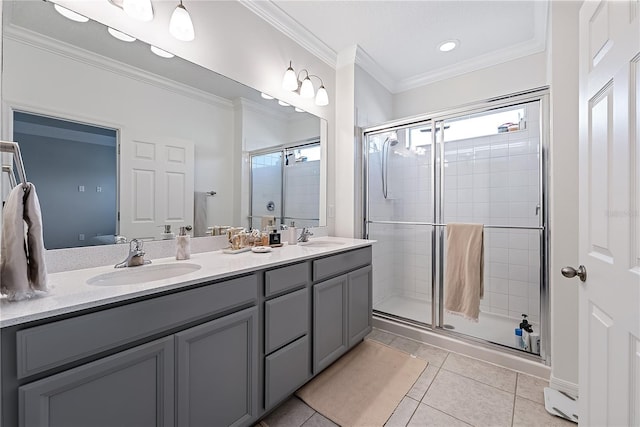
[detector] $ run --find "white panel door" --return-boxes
[120,130,194,240]
[578,1,640,425]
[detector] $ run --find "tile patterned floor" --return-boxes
[259,328,574,427]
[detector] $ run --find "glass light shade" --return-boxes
[315,85,329,106]
[282,66,298,91]
[54,4,89,23]
[261,93,274,100]
[123,0,153,22]
[278,100,290,107]
[108,27,136,42]
[169,4,195,42]
[150,45,174,58]
[299,77,315,98]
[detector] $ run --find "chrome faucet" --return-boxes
[114,239,151,268]
[298,227,314,243]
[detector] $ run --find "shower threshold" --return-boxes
[375,295,539,354]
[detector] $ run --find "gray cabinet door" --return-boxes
[313,275,348,373]
[348,265,373,347]
[176,306,258,427]
[19,336,174,427]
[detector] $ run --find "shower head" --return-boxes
[383,135,399,146]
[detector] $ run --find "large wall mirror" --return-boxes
[1,0,327,249]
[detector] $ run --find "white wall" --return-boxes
[547,0,580,394]
[3,37,236,228]
[392,52,548,120]
[355,64,394,128]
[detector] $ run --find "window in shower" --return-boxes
[249,142,321,230]
[364,95,547,358]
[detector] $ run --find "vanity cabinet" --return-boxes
[176,307,258,427]
[1,242,373,427]
[262,263,312,411]
[19,336,175,427]
[312,247,373,373]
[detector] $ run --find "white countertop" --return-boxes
[1,237,374,328]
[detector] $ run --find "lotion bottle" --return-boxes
[288,221,297,245]
[176,226,191,260]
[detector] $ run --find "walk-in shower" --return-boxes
[363,90,548,361]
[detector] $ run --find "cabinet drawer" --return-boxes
[265,288,308,354]
[264,335,310,410]
[312,246,372,282]
[265,262,309,297]
[16,274,258,379]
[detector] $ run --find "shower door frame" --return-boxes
[362,88,550,364]
[248,140,321,229]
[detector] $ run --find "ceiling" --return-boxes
[242,0,549,94]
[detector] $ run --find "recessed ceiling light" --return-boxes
[54,4,89,23]
[108,27,136,42]
[438,40,459,52]
[294,107,304,113]
[261,93,274,100]
[150,45,174,58]
[278,100,290,107]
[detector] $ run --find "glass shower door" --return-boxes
[437,101,543,353]
[366,124,435,326]
[249,152,282,230]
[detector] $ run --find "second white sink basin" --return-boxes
[87,263,201,286]
[298,240,346,247]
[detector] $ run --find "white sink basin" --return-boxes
[87,263,201,286]
[298,240,346,247]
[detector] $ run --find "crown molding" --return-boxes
[4,24,234,110]
[234,97,293,122]
[394,37,546,93]
[238,0,337,68]
[354,46,397,93]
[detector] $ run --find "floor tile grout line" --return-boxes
[403,395,422,427]
[510,374,519,427]
[422,403,475,427]
[439,364,516,395]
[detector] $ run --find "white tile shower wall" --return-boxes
[284,160,320,228]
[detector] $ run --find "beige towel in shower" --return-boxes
[1,183,48,300]
[444,223,484,322]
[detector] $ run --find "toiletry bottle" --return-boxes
[514,328,522,349]
[519,314,533,352]
[160,224,175,240]
[176,226,191,260]
[529,332,540,354]
[288,221,297,245]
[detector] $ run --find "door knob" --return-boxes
[561,265,587,282]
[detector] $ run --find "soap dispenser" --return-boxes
[519,314,532,352]
[176,226,191,260]
[160,224,175,240]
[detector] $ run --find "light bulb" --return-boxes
[150,45,174,58]
[123,0,154,22]
[282,63,298,91]
[169,2,195,42]
[54,4,89,22]
[300,77,315,98]
[315,85,329,106]
[108,27,136,42]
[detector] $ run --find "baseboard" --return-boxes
[549,374,579,398]
[373,317,551,379]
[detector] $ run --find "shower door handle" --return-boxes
[561,265,587,282]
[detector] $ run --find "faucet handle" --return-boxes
[130,238,143,252]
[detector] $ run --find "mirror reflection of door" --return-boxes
[250,142,321,230]
[13,111,117,249]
